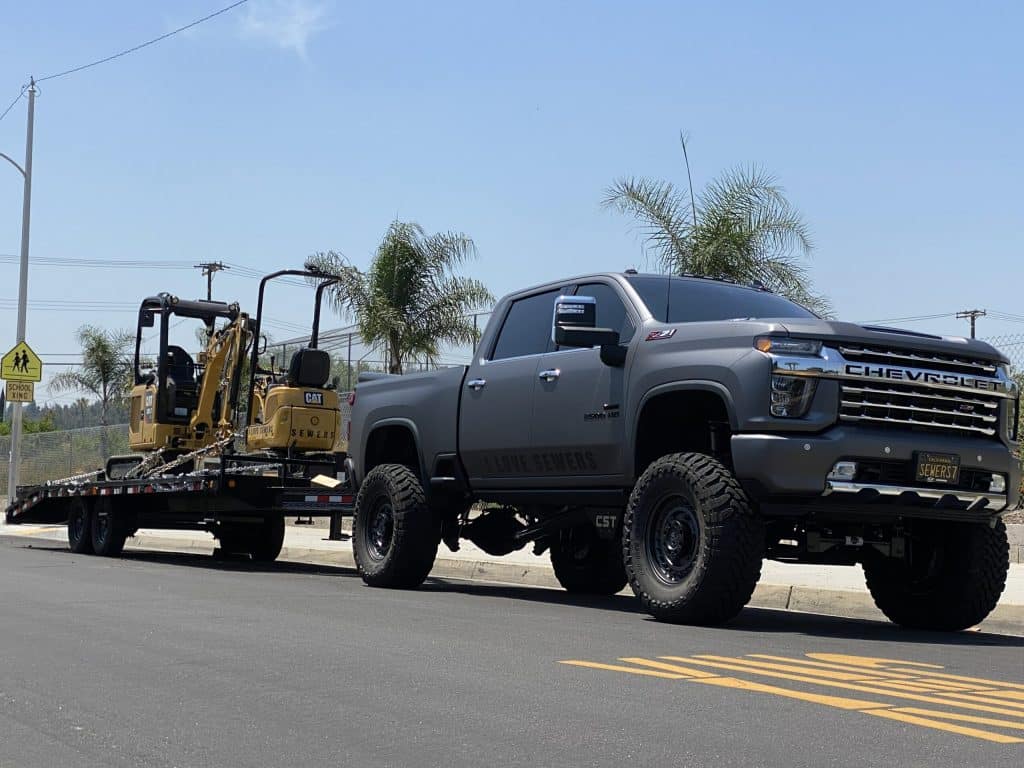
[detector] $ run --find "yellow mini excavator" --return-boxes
[243,269,343,461]
[112,294,253,477]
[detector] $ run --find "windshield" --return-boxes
[626,275,817,323]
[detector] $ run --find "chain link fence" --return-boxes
[1,424,130,505]
[987,334,1024,373]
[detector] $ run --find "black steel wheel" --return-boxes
[623,453,764,625]
[646,498,701,586]
[352,464,440,588]
[364,500,395,562]
[90,499,128,557]
[67,498,94,555]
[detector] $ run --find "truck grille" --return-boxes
[838,344,998,377]
[840,380,1001,437]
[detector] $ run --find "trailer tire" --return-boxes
[623,452,763,625]
[90,500,128,557]
[863,519,1009,631]
[353,463,440,589]
[550,526,628,595]
[249,516,285,562]
[67,499,94,555]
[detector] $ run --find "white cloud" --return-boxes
[239,0,330,59]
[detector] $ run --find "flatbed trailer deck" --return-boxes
[4,454,356,557]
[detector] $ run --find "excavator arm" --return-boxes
[190,314,252,440]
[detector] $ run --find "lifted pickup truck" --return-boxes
[346,272,1020,630]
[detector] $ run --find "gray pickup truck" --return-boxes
[346,271,1020,630]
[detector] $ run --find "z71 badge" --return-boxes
[304,391,324,405]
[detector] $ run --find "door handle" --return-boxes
[466,378,486,391]
[538,368,561,382]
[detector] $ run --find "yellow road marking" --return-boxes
[894,707,1024,731]
[746,654,922,680]
[618,658,718,677]
[692,655,917,683]
[885,671,1024,693]
[807,654,945,670]
[866,708,1023,744]
[559,660,686,680]
[561,653,1024,745]
[660,656,1024,718]
[749,655,1003,696]
[983,691,1024,702]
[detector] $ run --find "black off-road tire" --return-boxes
[862,519,1009,631]
[67,498,94,555]
[353,464,441,589]
[90,500,128,557]
[623,452,764,625]
[550,526,628,595]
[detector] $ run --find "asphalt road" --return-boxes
[2,535,1022,768]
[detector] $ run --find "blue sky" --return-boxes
[1,1,1022,403]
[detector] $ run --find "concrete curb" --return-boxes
[5,525,1022,634]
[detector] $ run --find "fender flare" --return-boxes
[629,380,740,476]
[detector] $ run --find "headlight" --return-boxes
[771,375,818,417]
[755,337,823,356]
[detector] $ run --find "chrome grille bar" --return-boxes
[838,345,998,375]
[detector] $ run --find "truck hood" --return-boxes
[773,318,1008,365]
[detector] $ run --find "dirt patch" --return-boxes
[1004,509,1024,525]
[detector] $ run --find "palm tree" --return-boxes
[307,221,493,374]
[50,325,135,428]
[604,136,830,315]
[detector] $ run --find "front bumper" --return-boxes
[731,425,1020,517]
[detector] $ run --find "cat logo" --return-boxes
[304,391,324,405]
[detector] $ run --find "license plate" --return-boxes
[915,452,960,484]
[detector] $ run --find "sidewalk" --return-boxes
[4,519,1022,634]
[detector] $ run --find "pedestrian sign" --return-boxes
[1,341,42,382]
[5,380,34,402]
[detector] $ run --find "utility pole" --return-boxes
[2,79,36,508]
[194,261,228,300]
[956,308,986,339]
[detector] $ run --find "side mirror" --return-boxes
[139,310,156,328]
[552,295,619,349]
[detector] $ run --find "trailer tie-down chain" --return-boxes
[127,433,238,480]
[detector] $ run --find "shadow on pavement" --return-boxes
[3,537,363,579]
[426,577,1024,647]
[7,535,1021,646]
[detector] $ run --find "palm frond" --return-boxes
[602,177,694,272]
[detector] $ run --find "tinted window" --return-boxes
[627,275,816,323]
[576,282,635,342]
[491,290,561,360]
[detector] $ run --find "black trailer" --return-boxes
[4,453,355,559]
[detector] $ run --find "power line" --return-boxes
[0,85,27,124]
[858,312,957,325]
[35,1,250,84]
[0,255,195,269]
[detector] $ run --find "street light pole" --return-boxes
[3,79,36,508]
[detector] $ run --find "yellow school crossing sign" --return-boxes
[1,341,42,383]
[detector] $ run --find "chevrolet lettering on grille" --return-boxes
[843,364,1000,392]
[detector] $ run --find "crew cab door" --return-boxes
[529,281,636,486]
[458,288,563,489]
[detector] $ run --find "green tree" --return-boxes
[49,325,135,428]
[308,221,493,374]
[604,135,830,315]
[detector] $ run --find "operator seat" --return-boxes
[286,348,331,388]
[164,345,198,421]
